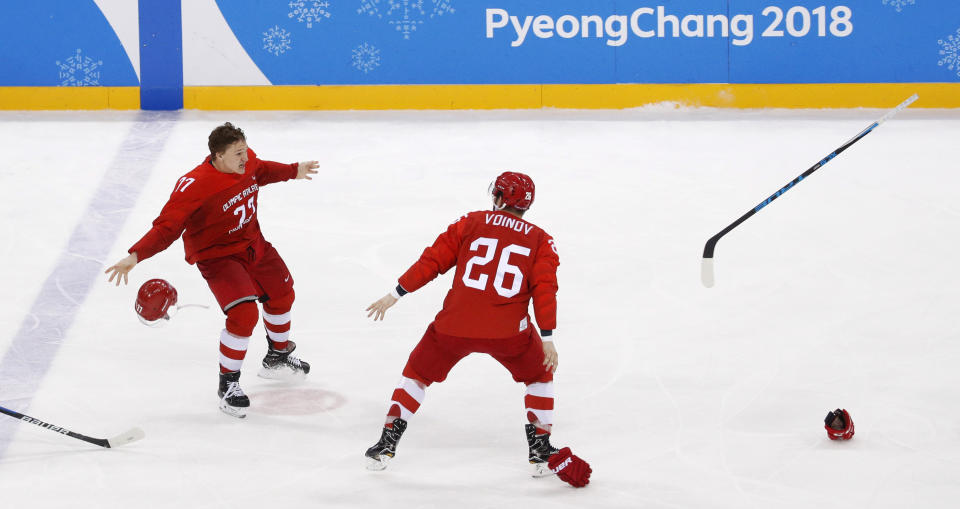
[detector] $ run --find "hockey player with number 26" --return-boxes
[364,172,591,488]
[105,123,319,418]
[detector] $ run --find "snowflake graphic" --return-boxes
[357,0,454,39]
[357,0,382,17]
[289,0,332,28]
[939,28,960,78]
[386,1,425,39]
[56,49,103,87]
[882,0,916,12]
[263,25,293,56]
[430,0,454,18]
[352,42,381,73]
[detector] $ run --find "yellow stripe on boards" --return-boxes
[0,87,139,110]
[2,83,959,110]
[538,82,960,109]
[185,83,960,110]
[183,85,544,110]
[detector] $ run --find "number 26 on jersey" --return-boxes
[462,237,530,298]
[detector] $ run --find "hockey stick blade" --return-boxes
[701,258,715,288]
[0,404,145,449]
[700,94,918,288]
[107,427,146,448]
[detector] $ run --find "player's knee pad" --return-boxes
[264,289,295,315]
[225,301,259,337]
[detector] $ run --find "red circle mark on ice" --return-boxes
[247,388,346,416]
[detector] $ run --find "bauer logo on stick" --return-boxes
[135,279,178,326]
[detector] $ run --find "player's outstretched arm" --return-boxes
[366,293,398,321]
[296,161,319,180]
[105,253,138,286]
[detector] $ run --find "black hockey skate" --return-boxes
[526,423,560,478]
[258,339,311,380]
[365,418,408,471]
[218,371,250,419]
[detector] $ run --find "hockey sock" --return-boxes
[219,329,250,373]
[385,376,426,429]
[525,381,554,434]
[263,290,294,351]
[221,301,258,373]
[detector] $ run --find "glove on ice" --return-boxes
[824,408,854,440]
[547,447,592,488]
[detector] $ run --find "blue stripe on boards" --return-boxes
[0,112,177,458]
[139,0,183,110]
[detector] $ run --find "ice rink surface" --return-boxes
[0,106,958,508]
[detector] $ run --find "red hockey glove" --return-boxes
[547,447,592,488]
[824,408,854,440]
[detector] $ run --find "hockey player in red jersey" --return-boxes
[364,172,591,487]
[105,123,319,418]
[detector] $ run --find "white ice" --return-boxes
[0,106,958,509]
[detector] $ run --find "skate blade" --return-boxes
[531,462,556,478]
[257,366,308,381]
[366,455,391,471]
[219,401,248,419]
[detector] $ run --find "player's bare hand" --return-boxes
[105,253,138,286]
[296,161,320,180]
[366,294,398,321]
[542,341,558,373]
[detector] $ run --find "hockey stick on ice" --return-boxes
[701,94,918,288]
[0,404,144,449]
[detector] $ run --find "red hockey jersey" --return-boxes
[129,148,297,264]
[398,210,559,339]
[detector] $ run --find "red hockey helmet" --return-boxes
[135,279,178,325]
[490,171,535,210]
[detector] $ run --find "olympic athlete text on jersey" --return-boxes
[105,123,319,418]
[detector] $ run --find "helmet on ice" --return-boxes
[135,279,178,326]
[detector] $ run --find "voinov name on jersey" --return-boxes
[486,6,755,47]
